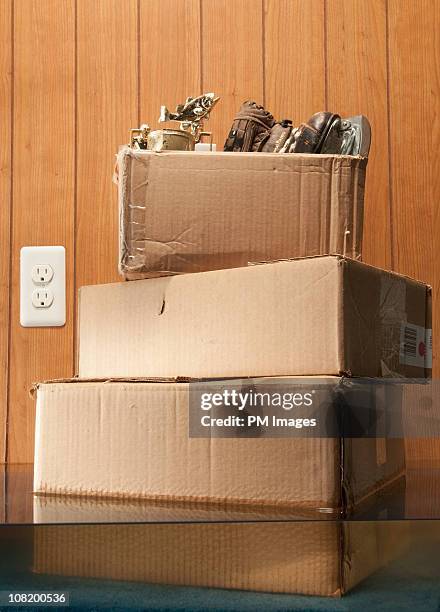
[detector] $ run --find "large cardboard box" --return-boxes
[33,378,404,510]
[33,521,407,597]
[78,256,432,379]
[117,148,367,279]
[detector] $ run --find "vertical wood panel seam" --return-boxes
[385,0,395,270]
[5,0,15,464]
[261,0,266,106]
[137,0,141,124]
[323,0,328,109]
[72,0,78,374]
[199,0,204,91]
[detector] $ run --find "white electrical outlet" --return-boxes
[32,263,54,285]
[20,246,66,327]
[32,288,54,309]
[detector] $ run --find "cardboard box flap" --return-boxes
[250,254,432,289]
[32,373,347,395]
[33,492,339,523]
[116,145,367,161]
[30,376,199,398]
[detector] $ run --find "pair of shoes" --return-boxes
[224,103,371,156]
[284,112,371,156]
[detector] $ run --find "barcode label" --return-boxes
[403,326,417,357]
[426,328,433,368]
[400,323,430,369]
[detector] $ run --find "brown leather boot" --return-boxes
[223,101,275,152]
[281,112,341,153]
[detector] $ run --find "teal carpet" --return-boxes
[0,526,439,612]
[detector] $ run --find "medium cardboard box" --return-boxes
[33,521,408,596]
[78,256,432,379]
[33,378,404,510]
[117,148,367,279]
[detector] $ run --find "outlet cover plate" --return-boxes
[20,246,66,327]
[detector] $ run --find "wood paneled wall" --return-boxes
[0,0,438,464]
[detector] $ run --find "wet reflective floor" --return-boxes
[0,522,439,611]
[2,466,440,610]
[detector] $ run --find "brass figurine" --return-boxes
[130,93,219,151]
[159,92,220,143]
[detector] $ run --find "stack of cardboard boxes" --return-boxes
[33,149,432,596]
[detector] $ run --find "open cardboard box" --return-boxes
[116,149,367,279]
